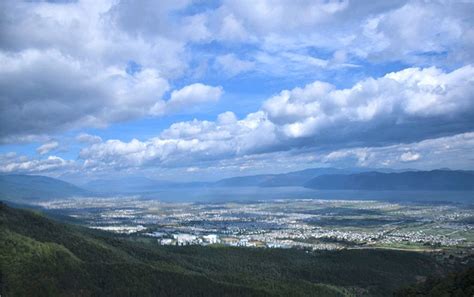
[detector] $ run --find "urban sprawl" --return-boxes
[38,197,473,251]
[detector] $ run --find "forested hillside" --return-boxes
[0,202,466,297]
[394,267,474,296]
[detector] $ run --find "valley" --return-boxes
[36,197,474,251]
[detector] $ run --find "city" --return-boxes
[37,197,474,251]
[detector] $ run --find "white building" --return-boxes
[203,234,219,244]
[173,233,198,245]
[160,238,174,245]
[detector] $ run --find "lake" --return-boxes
[138,186,474,204]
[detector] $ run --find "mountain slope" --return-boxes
[213,174,277,187]
[0,174,90,201]
[213,168,359,187]
[213,167,404,188]
[0,203,278,297]
[305,170,474,191]
[394,267,474,296]
[0,202,458,297]
[259,168,357,187]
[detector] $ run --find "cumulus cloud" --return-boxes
[319,132,474,170]
[0,47,222,142]
[152,83,223,115]
[76,133,102,144]
[214,54,255,77]
[0,49,170,141]
[0,0,220,143]
[203,1,474,75]
[353,1,474,64]
[399,151,421,162]
[78,65,474,171]
[79,110,277,169]
[0,153,74,174]
[36,140,59,155]
[216,0,349,36]
[2,0,474,144]
[263,65,474,144]
[1,1,474,177]
[5,131,474,176]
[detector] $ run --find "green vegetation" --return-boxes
[0,202,468,296]
[394,267,474,296]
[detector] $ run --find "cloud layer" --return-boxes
[1,0,474,178]
[0,0,221,143]
[78,65,474,171]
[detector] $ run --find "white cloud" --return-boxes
[400,151,421,162]
[168,83,222,112]
[0,0,222,143]
[0,49,170,141]
[76,133,102,144]
[215,54,255,77]
[5,131,474,176]
[80,110,277,169]
[353,1,473,64]
[36,140,59,155]
[78,130,474,175]
[263,65,474,141]
[218,0,349,35]
[319,132,474,170]
[204,1,474,75]
[0,154,74,173]
[2,1,474,177]
[206,10,254,43]
[2,0,474,144]
[186,167,199,172]
[0,48,224,142]
[78,65,474,171]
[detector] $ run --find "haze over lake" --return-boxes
[139,187,474,204]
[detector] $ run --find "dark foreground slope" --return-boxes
[394,267,474,296]
[0,203,463,297]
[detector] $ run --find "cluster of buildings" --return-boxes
[38,197,473,250]
[158,233,219,246]
[380,230,466,246]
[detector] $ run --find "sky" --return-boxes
[0,0,473,182]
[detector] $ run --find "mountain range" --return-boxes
[304,170,474,191]
[1,168,473,202]
[80,168,474,192]
[0,174,90,201]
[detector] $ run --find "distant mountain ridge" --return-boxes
[213,168,364,187]
[0,174,90,201]
[82,168,377,191]
[304,170,474,191]
[83,168,474,192]
[2,168,473,203]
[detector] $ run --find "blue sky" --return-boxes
[0,0,473,182]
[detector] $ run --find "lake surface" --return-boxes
[139,186,474,204]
